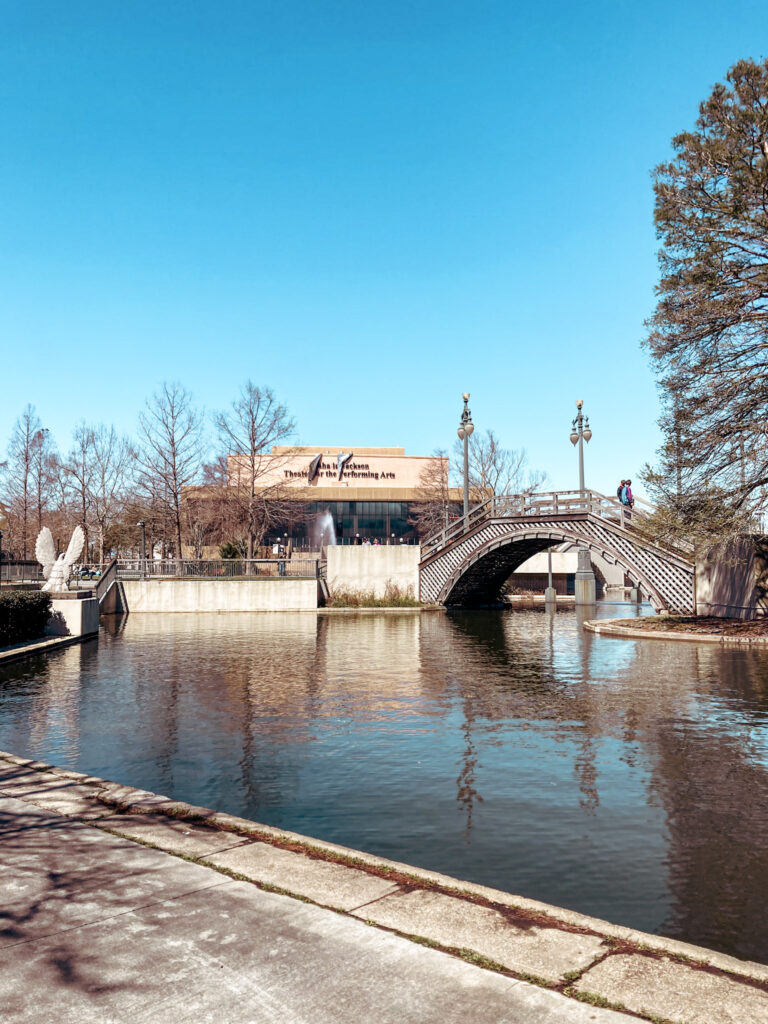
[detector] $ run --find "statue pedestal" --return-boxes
[45,592,99,637]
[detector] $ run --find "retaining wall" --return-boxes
[119,579,318,613]
[326,546,420,599]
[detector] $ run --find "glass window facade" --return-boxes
[281,501,416,546]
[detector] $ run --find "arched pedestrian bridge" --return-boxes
[419,490,694,613]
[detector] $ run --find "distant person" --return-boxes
[620,479,634,521]
[617,479,626,501]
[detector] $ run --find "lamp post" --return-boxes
[569,400,592,493]
[545,545,556,606]
[457,392,475,518]
[568,402,596,604]
[137,520,146,578]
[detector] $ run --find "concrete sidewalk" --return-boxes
[2,754,768,1023]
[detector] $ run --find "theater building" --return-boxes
[228,445,458,545]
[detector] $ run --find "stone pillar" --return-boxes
[544,586,557,605]
[574,547,596,605]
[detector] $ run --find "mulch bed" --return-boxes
[632,616,768,636]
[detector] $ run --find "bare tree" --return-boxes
[28,427,57,534]
[3,405,44,558]
[453,430,546,496]
[214,382,295,559]
[137,382,204,561]
[45,451,75,551]
[90,425,135,562]
[66,423,95,561]
[408,449,453,538]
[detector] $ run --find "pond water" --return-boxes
[2,603,768,962]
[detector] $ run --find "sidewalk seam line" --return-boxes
[347,888,403,914]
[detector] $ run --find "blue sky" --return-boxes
[1,1,766,496]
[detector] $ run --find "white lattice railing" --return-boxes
[421,490,653,560]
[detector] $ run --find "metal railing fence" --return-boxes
[116,558,323,579]
[0,561,44,584]
[1,557,327,588]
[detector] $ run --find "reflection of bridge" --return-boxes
[419,490,695,613]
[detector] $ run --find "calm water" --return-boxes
[2,604,768,962]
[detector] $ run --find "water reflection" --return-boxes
[1,606,768,962]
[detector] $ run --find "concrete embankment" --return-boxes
[0,633,95,665]
[2,750,767,1023]
[119,578,319,612]
[585,618,768,646]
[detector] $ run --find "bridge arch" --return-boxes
[433,527,667,610]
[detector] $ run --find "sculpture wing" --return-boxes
[63,525,85,568]
[35,528,57,579]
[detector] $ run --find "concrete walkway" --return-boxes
[2,754,768,1023]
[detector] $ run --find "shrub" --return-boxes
[0,591,52,646]
[327,581,420,608]
[219,541,245,559]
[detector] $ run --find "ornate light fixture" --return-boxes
[457,393,475,517]
[570,400,592,491]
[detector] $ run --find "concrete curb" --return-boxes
[0,633,94,665]
[2,748,767,990]
[584,618,768,646]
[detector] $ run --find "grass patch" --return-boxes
[631,615,768,637]
[562,968,583,982]
[564,987,627,1012]
[327,581,420,608]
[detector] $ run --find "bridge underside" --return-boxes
[445,537,553,606]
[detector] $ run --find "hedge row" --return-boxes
[0,591,52,647]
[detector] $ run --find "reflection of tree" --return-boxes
[573,736,599,813]
[456,706,483,837]
[429,609,608,815]
[640,645,768,961]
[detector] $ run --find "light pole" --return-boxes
[545,544,556,606]
[457,392,475,518]
[569,399,592,492]
[569,403,596,603]
[138,520,146,578]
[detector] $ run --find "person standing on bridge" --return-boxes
[620,479,634,522]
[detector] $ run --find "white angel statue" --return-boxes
[35,526,85,593]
